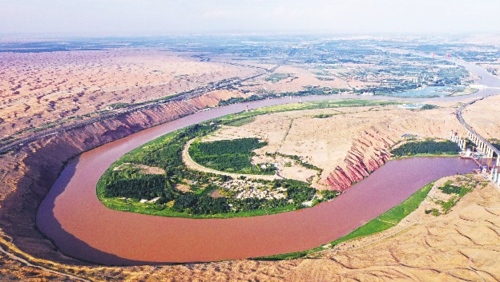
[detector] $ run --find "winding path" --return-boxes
[182,138,280,181]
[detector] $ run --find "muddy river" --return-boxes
[36,98,478,265]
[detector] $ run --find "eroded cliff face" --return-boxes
[324,110,465,192]
[0,92,236,264]
[326,129,395,191]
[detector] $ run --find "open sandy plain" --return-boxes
[0,48,379,145]
[0,49,258,138]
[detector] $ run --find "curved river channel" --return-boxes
[36,60,498,265]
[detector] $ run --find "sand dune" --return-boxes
[0,49,257,138]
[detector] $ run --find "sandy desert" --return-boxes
[0,40,500,281]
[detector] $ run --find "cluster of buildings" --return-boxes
[216,179,287,200]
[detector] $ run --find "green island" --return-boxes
[97,99,398,218]
[95,98,472,260]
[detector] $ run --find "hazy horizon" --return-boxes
[1,0,500,38]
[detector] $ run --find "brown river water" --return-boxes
[36,98,478,265]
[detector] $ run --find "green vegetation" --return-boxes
[103,173,168,199]
[489,139,500,151]
[231,99,398,117]
[98,99,395,218]
[107,102,130,109]
[254,250,313,261]
[420,104,438,110]
[222,116,255,127]
[217,89,374,107]
[97,123,229,217]
[265,152,323,175]
[391,140,460,157]
[428,179,475,215]
[189,138,275,175]
[265,73,292,83]
[313,113,334,118]
[329,182,433,246]
[0,136,17,146]
[254,182,434,260]
[438,180,470,195]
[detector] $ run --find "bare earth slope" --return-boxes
[209,105,465,190]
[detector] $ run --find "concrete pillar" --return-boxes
[463,139,467,151]
[496,155,500,167]
[493,168,498,183]
[490,168,495,180]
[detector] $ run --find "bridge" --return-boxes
[453,95,500,187]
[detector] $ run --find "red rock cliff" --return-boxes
[326,129,395,191]
[0,94,233,264]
